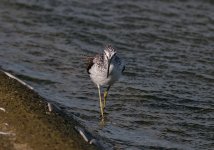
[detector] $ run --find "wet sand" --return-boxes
[0,71,97,150]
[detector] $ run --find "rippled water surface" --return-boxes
[0,0,214,149]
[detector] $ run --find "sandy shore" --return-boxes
[0,71,98,150]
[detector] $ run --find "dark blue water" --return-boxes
[0,0,213,149]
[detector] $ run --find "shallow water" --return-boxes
[0,0,213,149]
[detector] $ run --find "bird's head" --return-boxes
[104,45,117,78]
[104,45,117,60]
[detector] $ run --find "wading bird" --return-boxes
[87,45,125,119]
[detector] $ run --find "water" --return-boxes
[0,0,213,149]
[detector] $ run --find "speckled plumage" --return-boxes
[86,45,125,118]
[87,46,125,86]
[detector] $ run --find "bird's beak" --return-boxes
[107,58,111,78]
[107,53,116,78]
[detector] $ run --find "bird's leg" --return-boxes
[103,86,111,109]
[97,85,104,119]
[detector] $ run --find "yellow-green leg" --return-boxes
[103,90,108,109]
[97,85,104,118]
[103,86,110,109]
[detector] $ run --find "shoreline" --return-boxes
[0,71,99,150]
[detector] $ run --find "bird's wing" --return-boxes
[85,56,94,74]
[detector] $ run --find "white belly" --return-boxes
[89,63,122,86]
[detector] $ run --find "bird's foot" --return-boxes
[99,113,105,120]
